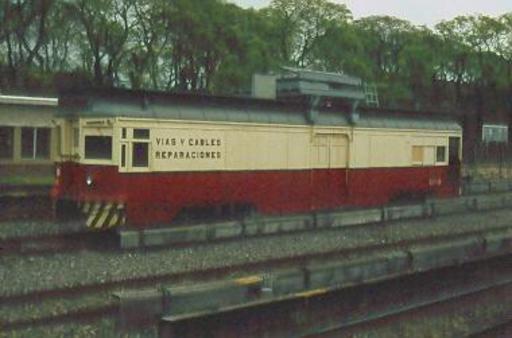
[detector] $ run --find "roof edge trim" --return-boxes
[0,95,58,107]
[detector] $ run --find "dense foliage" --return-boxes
[1,0,511,112]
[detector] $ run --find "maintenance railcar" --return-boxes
[52,90,462,229]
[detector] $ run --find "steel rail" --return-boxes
[2,226,511,332]
[306,278,512,337]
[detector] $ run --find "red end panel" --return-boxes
[347,166,458,206]
[53,163,126,202]
[51,162,79,200]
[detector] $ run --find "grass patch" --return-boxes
[0,175,54,186]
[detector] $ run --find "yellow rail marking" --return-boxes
[234,276,263,286]
[295,288,328,298]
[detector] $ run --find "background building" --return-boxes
[0,95,58,184]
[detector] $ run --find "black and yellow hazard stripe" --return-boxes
[81,202,125,230]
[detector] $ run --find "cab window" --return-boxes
[84,136,112,160]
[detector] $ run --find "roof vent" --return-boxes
[276,67,365,101]
[276,67,365,125]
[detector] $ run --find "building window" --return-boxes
[84,135,112,160]
[482,124,508,143]
[21,127,51,159]
[0,126,14,159]
[132,142,149,167]
[436,146,446,163]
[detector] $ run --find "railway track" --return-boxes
[0,231,118,256]
[2,191,512,335]
[3,207,512,302]
[2,220,511,333]
[156,255,512,337]
[307,265,512,338]
[3,189,512,257]
[469,319,512,338]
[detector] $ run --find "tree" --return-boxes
[435,17,476,106]
[126,0,170,89]
[309,22,372,78]
[66,0,134,87]
[0,0,54,89]
[209,6,283,94]
[436,15,510,111]
[354,16,416,106]
[398,27,444,109]
[266,0,352,67]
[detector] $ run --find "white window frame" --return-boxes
[117,126,152,173]
[21,127,51,160]
[80,127,114,165]
[128,127,151,172]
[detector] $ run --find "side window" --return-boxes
[21,127,34,158]
[436,146,446,163]
[133,128,149,139]
[21,127,51,159]
[132,129,150,168]
[0,126,14,159]
[73,128,80,148]
[121,144,127,167]
[84,136,112,160]
[132,143,149,167]
[412,146,423,164]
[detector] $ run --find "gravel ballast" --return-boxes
[0,220,84,240]
[0,318,156,338]
[2,209,512,298]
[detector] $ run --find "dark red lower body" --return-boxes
[52,163,459,227]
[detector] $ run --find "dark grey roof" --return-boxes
[58,90,461,131]
[358,111,461,131]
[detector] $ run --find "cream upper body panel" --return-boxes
[350,128,461,169]
[57,116,462,172]
[120,119,351,172]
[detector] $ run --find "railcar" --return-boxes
[52,90,462,229]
